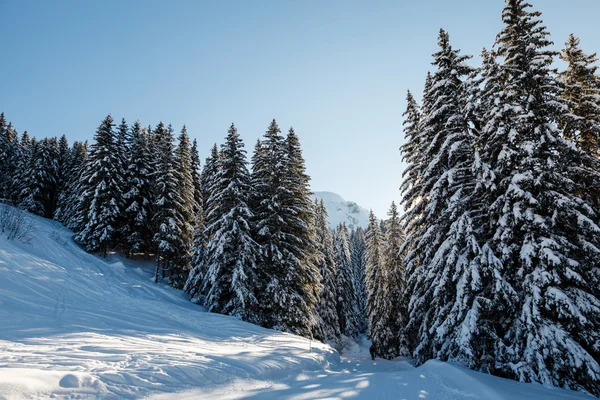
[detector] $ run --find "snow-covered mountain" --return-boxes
[311,191,370,230]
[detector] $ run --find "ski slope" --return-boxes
[0,209,336,399]
[0,208,592,399]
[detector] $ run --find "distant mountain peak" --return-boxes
[311,191,370,230]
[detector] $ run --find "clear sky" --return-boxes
[1,0,599,217]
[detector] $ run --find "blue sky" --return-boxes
[1,0,599,217]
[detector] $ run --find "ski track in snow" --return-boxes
[0,210,592,399]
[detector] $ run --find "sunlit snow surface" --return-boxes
[0,209,592,399]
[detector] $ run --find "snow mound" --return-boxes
[311,191,370,230]
[0,208,338,399]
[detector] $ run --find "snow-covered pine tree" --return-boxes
[19,137,59,218]
[382,202,407,356]
[334,222,359,338]
[201,143,220,228]
[281,127,321,335]
[0,114,19,201]
[185,144,217,302]
[184,212,207,304]
[403,29,499,370]
[59,141,88,230]
[365,210,395,359]
[313,199,342,350]
[54,135,70,219]
[152,122,190,284]
[201,123,259,321]
[121,121,153,256]
[190,139,204,217]
[251,121,321,337]
[168,125,196,289]
[558,34,600,213]
[478,1,600,394]
[75,115,123,256]
[350,227,368,333]
[559,34,600,157]
[114,118,130,245]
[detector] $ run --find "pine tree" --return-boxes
[75,115,123,256]
[18,137,59,218]
[191,139,204,217]
[201,123,259,321]
[365,211,395,359]
[334,222,359,337]
[152,122,189,284]
[478,1,600,393]
[313,200,342,349]
[0,115,19,201]
[59,141,88,229]
[201,143,220,228]
[169,125,196,288]
[251,121,321,337]
[402,29,500,369]
[382,202,407,356]
[558,34,600,213]
[350,227,368,333]
[121,121,153,256]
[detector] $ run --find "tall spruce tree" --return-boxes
[313,200,342,349]
[201,124,259,321]
[152,122,189,284]
[383,202,407,356]
[251,121,321,337]
[75,115,123,256]
[478,1,600,393]
[334,222,359,337]
[121,121,153,256]
[365,211,395,359]
[558,34,600,214]
[190,139,204,217]
[169,125,196,288]
[403,29,497,369]
[350,227,368,333]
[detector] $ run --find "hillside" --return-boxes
[311,191,370,230]
[0,207,336,399]
[0,207,590,399]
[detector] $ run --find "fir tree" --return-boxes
[478,1,600,393]
[365,211,395,359]
[251,121,321,337]
[334,222,359,337]
[59,141,88,230]
[313,200,342,349]
[121,121,153,256]
[350,227,368,333]
[75,115,123,256]
[201,123,259,321]
[169,125,196,288]
[558,34,600,213]
[152,122,189,284]
[191,139,204,217]
[383,202,407,356]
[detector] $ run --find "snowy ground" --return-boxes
[0,209,593,399]
[156,336,591,400]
